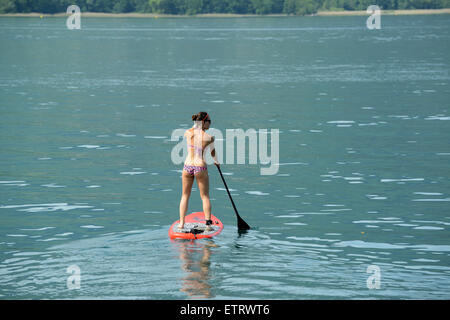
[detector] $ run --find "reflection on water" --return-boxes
[175,239,218,299]
[0,226,449,299]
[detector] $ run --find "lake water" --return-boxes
[0,15,449,299]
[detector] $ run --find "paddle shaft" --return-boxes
[216,165,250,230]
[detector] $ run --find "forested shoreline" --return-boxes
[1,0,449,16]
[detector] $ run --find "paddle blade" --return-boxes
[237,214,251,230]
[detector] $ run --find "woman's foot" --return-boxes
[205,219,213,231]
[177,223,184,230]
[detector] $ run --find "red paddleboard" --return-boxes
[168,211,224,240]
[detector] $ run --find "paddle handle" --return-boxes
[217,165,238,214]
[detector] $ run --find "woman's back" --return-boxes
[184,128,213,166]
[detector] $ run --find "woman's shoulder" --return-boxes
[204,132,214,142]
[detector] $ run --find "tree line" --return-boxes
[1,0,449,15]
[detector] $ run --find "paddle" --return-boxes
[215,164,251,230]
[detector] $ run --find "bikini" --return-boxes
[183,113,209,176]
[183,164,207,176]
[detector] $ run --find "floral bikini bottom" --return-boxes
[183,165,207,176]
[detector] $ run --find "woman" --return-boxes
[178,111,220,231]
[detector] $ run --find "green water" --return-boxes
[0,15,449,299]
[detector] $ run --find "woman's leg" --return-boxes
[196,169,211,222]
[179,170,194,228]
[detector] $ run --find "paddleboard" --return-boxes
[168,211,223,240]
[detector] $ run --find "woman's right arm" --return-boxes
[209,137,220,167]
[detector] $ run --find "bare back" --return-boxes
[184,128,214,167]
